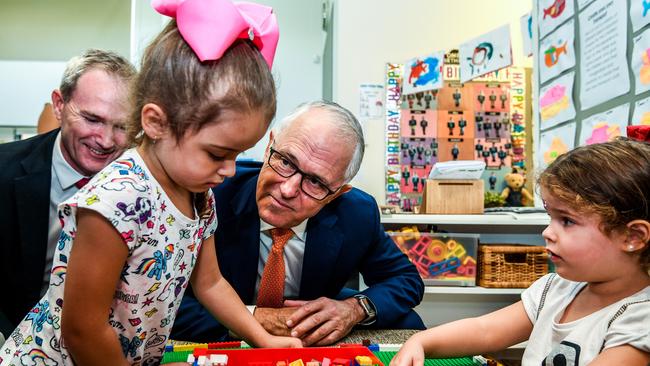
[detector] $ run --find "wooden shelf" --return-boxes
[381,212,549,226]
[424,286,524,295]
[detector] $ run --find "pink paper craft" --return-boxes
[152,0,279,68]
[540,84,566,108]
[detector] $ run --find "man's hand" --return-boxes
[284,297,366,346]
[253,307,299,336]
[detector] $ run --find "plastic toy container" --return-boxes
[388,232,479,286]
[189,346,383,365]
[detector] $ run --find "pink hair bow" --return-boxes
[152,0,279,68]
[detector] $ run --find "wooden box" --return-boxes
[420,179,484,214]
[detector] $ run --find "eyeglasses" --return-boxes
[267,147,340,200]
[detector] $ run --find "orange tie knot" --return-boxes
[270,228,293,249]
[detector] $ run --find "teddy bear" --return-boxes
[501,170,533,207]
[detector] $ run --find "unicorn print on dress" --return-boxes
[26,301,59,333]
[134,244,174,280]
[117,197,153,224]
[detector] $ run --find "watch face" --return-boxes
[356,295,376,317]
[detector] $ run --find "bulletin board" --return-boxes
[533,0,650,172]
[385,51,533,212]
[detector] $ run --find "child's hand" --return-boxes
[390,337,425,366]
[259,335,303,348]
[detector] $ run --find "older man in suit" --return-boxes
[0,49,135,337]
[173,101,424,346]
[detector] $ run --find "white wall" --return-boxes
[332,0,533,203]
[0,0,131,128]
[0,0,130,62]
[240,0,325,160]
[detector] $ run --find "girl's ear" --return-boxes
[141,103,168,140]
[624,220,650,252]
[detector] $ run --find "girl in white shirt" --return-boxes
[392,137,650,366]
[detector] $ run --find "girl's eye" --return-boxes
[210,153,225,161]
[561,217,575,226]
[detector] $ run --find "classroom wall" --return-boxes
[0,0,130,61]
[0,0,131,132]
[332,0,534,204]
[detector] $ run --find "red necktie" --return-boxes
[257,228,293,308]
[75,177,91,189]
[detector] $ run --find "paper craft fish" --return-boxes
[543,0,566,19]
[544,42,567,67]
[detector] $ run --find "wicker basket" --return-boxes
[478,245,549,288]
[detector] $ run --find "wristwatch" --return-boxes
[353,294,377,325]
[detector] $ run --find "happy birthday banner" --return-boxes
[459,24,513,83]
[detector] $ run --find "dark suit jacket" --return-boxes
[172,161,425,342]
[0,129,59,337]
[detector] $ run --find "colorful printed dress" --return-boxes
[0,148,217,366]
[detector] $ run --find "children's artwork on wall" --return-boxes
[630,0,650,32]
[437,138,475,162]
[578,0,630,110]
[359,84,384,120]
[539,71,576,130]
[538,0,575,38]
[473,83,510,114]
[402,51,445,96]
[539,20,576,84]
[400,137,437,167]
[400,110,437,138]
[459,24,513,83]
[400,165,433,195]
[632,95,650,125]
[385,54,532,211]
[539,122,577,169]
[578,0,597,9]
[632,29,650,95]
[578,103,629,145]
[403,90,438,111]
[437,110,475,139]
[437,82,473,111]
[474,138,513,169]
[521,12,534,57]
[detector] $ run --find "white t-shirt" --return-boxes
[521,273,650,365]
[0,149,218,366]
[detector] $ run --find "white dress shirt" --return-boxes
[42,132,87,296]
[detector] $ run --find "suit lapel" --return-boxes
[218,177,261,303]
[15,131,57,298]
[299,209,343,299]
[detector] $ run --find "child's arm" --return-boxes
[61,208,130,366]
[190,235,302,348]
[390,301,532,366]
[588,345,650,365]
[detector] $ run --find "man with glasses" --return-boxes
[173,101,425,345]
[0,49,135,339]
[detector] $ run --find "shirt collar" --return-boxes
[52,132,87,190]
[260,218,308,242]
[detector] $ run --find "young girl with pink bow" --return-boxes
[0,0,301,365]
